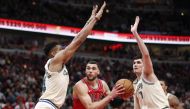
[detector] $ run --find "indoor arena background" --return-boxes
[0,0,190,109]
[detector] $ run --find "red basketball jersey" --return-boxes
[73,78,107,109]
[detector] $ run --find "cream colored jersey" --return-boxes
[166,93,172,99]
[40,59,69,108]
[134,78,170,109]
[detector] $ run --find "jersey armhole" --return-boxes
[142,73,158,85]
[142,78,155,85]
[46,60,65,75]
[101,80,108,96]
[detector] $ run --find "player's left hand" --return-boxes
[88,5,99,21]
[95,1,106,20]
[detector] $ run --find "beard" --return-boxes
[87,76,97,81]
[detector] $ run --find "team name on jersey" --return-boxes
[89,92,105,102]
[45,68,68,79]
[137,82,143,92]
[63,68,68,75]
[137,82,143,99]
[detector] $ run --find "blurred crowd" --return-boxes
[0,50,190,109]
[0,0,190,35]
[0,35,190,62]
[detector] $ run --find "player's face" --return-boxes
[51,45,63,56]
[133,59,143,74]
[85,64,99,81]
[160,81,167,92]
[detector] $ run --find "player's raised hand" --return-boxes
[131,16,140,33]
[95,1,106,20]
[85,2,106,26]
[89,5,98,20]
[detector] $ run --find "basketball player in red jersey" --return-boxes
[73,61,125,109]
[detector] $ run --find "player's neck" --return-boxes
[136,73,141,80]
[165,91,167,95]
[86,78,98,86]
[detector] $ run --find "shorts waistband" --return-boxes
[39,99,58,109]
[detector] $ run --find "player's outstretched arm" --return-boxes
[74,83,125,109]
[131,16,154,77]
[51,2,106,66]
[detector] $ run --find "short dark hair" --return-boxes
[87,60,100,69]
[43,42,58,56]
[133,55,142,60]
[87,60,98,65]
[160,80,168,86]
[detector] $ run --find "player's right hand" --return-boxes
[109,84,125,99]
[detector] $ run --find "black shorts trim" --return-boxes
[162,106,170,109]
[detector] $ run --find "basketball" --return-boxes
[116,79,134,100]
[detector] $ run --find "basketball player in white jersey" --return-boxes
[131,16,170,109]
[160,80,184,109]
[34,2,106,109]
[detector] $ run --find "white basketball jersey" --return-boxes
[134,78,170,109]
[166,93,172,99]
[40,59,69,108]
